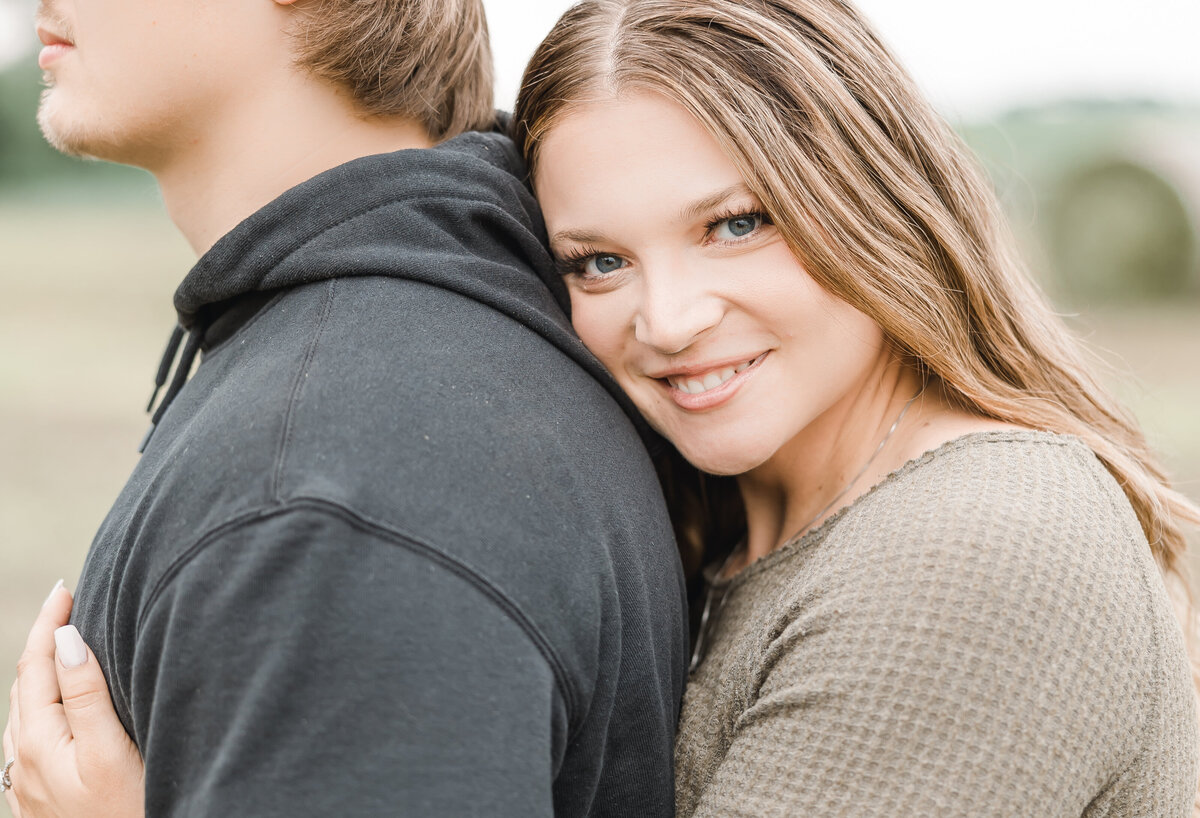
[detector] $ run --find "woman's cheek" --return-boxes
[570,289,633,372]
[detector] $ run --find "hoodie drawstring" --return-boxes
[139,323,203,453]
[146,325,185,412]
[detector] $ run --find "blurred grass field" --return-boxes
[2,196,1199,754]
[1,199,186,680]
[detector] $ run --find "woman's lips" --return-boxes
[659,351,768,411]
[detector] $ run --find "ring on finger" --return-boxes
[1,756,13,792]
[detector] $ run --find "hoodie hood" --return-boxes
[177,131,569,332]
[146,130,658,451]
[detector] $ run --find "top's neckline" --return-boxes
[706,429,1086,590]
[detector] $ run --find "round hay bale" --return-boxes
[1048,156,1197,301]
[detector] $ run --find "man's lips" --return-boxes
[36,26,74,47]
[36,24,75,69]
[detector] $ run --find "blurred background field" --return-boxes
[5,106,1199,675]
[2,0,1200,769]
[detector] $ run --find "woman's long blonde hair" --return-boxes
[513,0,1199,664]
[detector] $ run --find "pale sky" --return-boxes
[484,0,1200,119]
[3,0,1198,119]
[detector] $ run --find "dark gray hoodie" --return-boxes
[70,130,688,817]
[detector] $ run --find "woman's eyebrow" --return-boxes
[549,183,756,248]
[679,183,755,223]
[550,228,607,247]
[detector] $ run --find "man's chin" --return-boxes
[38,94,83,157]
[37,91,114,161]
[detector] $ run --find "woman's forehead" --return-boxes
[535,93,748,219]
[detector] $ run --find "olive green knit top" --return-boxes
[676,431,1198,817]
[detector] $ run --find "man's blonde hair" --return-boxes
[293,0,495,141]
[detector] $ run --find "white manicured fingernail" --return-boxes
[43,579,64,607]
[55,626,88,669]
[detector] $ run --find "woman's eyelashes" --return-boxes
[554,209,774,280]
[555,246,629,279]
[705,209,773,244]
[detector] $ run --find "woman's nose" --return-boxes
[633,261,724,355]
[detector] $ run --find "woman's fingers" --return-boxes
[3,583,83,818]
[53,626,133,772]
[16,582,74,743]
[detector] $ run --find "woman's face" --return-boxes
[534,92,889,476]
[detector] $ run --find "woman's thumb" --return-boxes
[53,626,128,749]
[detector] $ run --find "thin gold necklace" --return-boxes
[688,391,920,673]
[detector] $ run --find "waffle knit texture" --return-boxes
[676,431,1198,816]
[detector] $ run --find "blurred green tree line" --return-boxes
[2,53,1198,301]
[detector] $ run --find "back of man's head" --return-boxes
[297,0,495,141]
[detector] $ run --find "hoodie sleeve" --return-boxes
[130,504,565,817]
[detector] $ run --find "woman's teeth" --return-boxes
[668,360,753,395]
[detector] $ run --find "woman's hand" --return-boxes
[2,583,144,818]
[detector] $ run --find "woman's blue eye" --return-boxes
[587,255,627,276]
[713,214,764,241]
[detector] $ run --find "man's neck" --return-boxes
[151,75,434,256]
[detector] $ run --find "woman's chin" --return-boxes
[671,440,769,477]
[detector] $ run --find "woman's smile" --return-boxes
[651,351,769,410]
[535,92,888,476]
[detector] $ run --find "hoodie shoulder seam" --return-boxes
[134,496,582,725]
[271,280,337,500]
